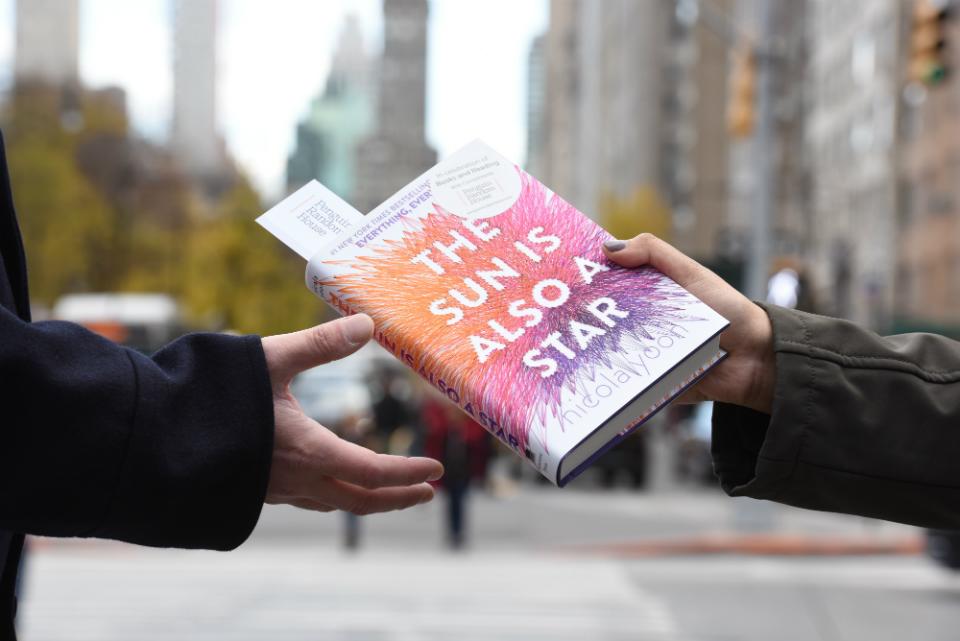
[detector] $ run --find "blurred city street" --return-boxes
[4,0,960,640]
[19,484,960,641]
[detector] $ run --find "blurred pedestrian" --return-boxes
[372,367,420,455]
[335,412,378,550]
[766,259,819,314]
[604,233,960,529]
[422,389,491,549]
[0,131,442,639]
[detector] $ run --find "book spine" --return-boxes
[304,254,535,469]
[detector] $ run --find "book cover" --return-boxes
[259,140,728,485]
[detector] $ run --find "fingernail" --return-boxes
[342,314,373,345]
[428,467,444,482]
[604,239,626,252]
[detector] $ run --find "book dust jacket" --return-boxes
[260,140,728,484]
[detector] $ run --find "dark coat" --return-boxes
[713,303,960,528]
[0,133,274,638]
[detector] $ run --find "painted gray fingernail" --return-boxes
[604,239,626,252]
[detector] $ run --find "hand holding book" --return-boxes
[604,234,775,414]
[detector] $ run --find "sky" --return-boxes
[0,0,548,201]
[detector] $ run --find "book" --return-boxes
[258,140,729,486]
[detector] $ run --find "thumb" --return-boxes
[262,314,375,386]
[602,233,704,287]
[602,233,746,325]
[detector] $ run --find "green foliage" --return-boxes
[182,178,324,335]
[4,83,324,336]
[9,140,113,303]
[4,86,115,304]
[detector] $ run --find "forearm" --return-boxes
[713,304,960,528]
[0,307,274,549]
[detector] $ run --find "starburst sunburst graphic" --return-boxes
[320,169,703,454]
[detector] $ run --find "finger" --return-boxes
[320,434,444,488]
[288,498,336,513]
[315,480,435,516]
[262,314,374,384]
[674,386,708,406]
[602,234,735,305]
[603,233,705,284]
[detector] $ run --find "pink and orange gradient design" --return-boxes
[322,169,702,454]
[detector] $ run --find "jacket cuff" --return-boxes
[94,334,274,551]
[711,303,817,500]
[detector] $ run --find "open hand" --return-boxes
[261,314,443,514]
[603,234,776,413]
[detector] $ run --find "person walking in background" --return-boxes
[765,258,819,314]
[372,367,421,456]
[333,412,380,550]
[603,233,960,529]
[422,387,491,550]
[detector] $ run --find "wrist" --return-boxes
[742,303,776,414]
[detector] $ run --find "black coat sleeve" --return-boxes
[712,303,960,529]
[0,305,274,550]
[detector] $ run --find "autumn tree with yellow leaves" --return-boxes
[3,83,322,337]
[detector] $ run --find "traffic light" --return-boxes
[727,44,756,138]
[910,0,953,86]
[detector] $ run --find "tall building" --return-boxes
[353,0,436,212]
[897,7,960,329]
[536,0,729,259]
[286,16,376,199]
[525,34,547,179]
[804,0,904,327]
[662,0,733,259]
[14,0,80,86]
[171,0,224,181]
[539,0,580,206]
[537,1,670,216]
[574,1,670,217]
[724,0,810,279]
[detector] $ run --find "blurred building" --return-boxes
[538,0,667,216]
[725,0,811,268]
[525,34,547,179]
[663,0,733,259]
[574,2,669,217]
[171,0,227,185]
[14,0,79,87]
[353,0,436,212]
[286,16,376,199]
[803,0,905,327]
[898,5,960,329]
[539,0,580,205]
[535,0,731,260]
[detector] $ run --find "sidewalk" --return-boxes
[18,486,951,641]
[242,483,923,556]
[19,541,957,641]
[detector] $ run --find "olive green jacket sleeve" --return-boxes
[712,303,960,528]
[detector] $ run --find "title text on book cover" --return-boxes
[409,207,630,378]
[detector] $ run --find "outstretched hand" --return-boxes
[261,314,443,514]
[603,234,776,414]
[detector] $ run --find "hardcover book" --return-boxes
[258,140,728,485]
